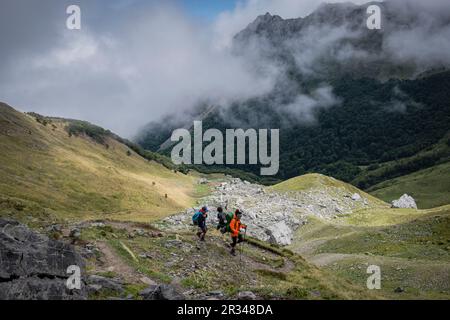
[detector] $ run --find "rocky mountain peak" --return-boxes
[242,11,285,34]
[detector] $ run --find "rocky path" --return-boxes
[95,241,142,283]
[309,253,357,267]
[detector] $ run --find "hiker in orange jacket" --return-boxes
[229,209,247,256]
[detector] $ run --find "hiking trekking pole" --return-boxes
[240,228,247,263]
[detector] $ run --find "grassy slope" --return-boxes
[0,103,200,224]
[271,173,387,206]
[368,162,450,209]
[269,173,449,299]
[352,133,450,208]
[290,206,450,299]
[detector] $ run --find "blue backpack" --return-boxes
[192,211,202,225]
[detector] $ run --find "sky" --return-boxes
[179,0,237,20]
[1,0,448,138]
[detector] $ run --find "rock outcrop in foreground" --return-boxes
[0,219,87,300]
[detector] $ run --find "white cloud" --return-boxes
[0,3,277,137]
[1,0,449,138]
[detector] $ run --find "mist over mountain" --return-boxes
[137,0,450,186]
[234,1,450,79]
[138,0,450,129]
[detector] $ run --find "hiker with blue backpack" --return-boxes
[192,206,209,241]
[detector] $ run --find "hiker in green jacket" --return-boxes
[218,210,235,234]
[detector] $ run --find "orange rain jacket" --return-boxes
[229,214,247,237]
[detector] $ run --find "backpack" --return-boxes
[222,212,234,233]
[192,211,202,225]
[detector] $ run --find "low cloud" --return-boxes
[281,86,341,124]
[0,1,279,137]
[1,0,449,138]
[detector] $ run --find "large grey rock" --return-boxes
[391,194,417,209]
[69,227,81,241]
[266,221,293,246]
[87,275,124,294]
[351,193,361,201]
[139,284,185,300]
[0,219,87,300]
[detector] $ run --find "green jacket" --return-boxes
[224,212,234,233]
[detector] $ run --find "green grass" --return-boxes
[323,255,450,299]
[191,183,212,198]
[0,103,201,224]
[271,174,345,192]
[289,205,450,299]
[368,162,450,209]
[352,133,450,191]
[271,173,386,206]
[319,208,450,261]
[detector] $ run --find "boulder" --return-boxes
[391,194,417,209]
[394,287,405,293]
[351,193,361,201]
[140,276,157,286]
[139,284,185,300]
[266,221,293,246]
[237,291,257,300]
[46,224,63,233]
[90,222,106,228]
[87,275,124,294]
[0,219,87,300]
[69,227,81,241]
[207,290,224,298]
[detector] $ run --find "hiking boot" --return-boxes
[230,248,236,256]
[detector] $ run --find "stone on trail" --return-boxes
[87,275,124,294]
[237,291,257,300]
[140,276,157,286]
[69,227,81,241]
[207,290,224,297]
[139,284,185,300]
